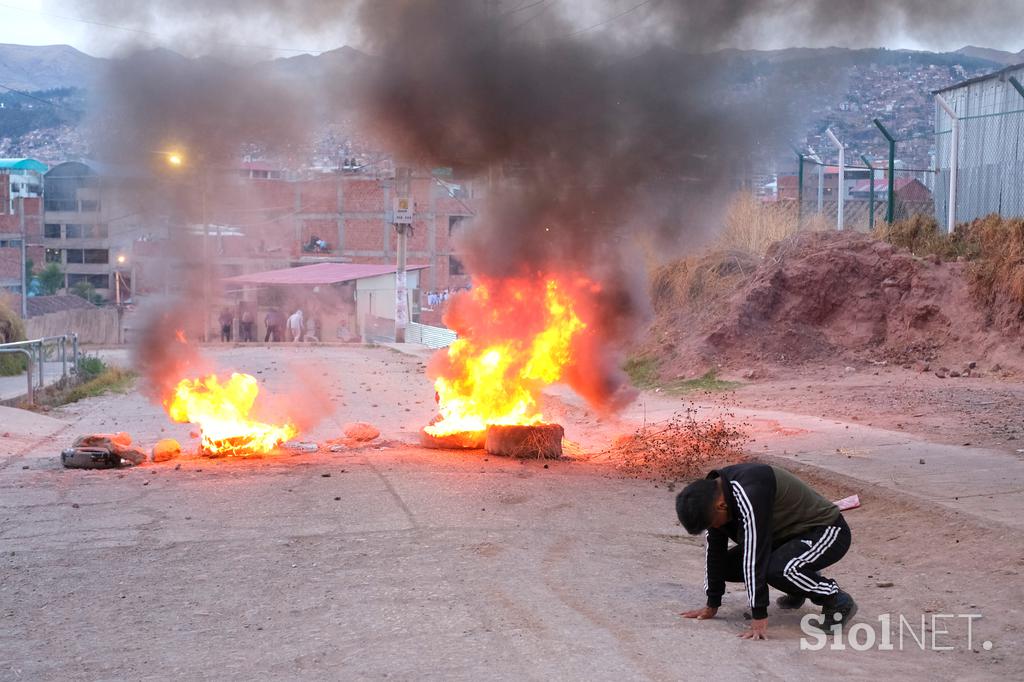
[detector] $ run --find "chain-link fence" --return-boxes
[935,106,1024,226]
[782,67,1024,233]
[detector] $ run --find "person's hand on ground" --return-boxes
[680,606,718,620]
[738,618,768,640]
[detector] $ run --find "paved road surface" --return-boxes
[0,345,1019,680]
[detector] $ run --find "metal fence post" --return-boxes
[826,129,845,230]
[861,155,876,232]
[1009,76,1024,100]
[935,95,959,234]
[0,349,33,405]
[795,149,805,228]
[873,119,896,224]
[35,342,43,389]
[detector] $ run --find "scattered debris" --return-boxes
[833,494,861,511]
[152,439,182,463]
[284,441,319,453]
[876,581,894,588]
[63,433,147,468]
[343,422,381,442]
[608,408,747,483]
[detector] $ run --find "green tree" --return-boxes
[38,263,64,295]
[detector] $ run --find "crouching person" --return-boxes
[676,463,857,640]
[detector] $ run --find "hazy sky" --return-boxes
[0,0,1020,58]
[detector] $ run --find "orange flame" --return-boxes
[425,275,596,437]
[165,373,297,455]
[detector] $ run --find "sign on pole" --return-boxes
[393,197,414,225]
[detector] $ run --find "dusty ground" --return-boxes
[707,363,1024,455]
[1,344,1022,680]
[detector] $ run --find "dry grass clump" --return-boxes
[876,213,1024,317]
[610,408,748,486]
[873,214,970,260]
[964,214,1024,315]
[719,193,829,256]
[649,250,756,315]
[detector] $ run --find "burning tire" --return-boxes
[485,423,564,459]
[419,428,485,450]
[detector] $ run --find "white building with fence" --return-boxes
[934,63,1024,224]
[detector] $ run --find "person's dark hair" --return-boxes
[676,478,720,534]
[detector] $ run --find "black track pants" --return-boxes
[721,514,851,605]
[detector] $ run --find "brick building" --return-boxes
[0,159,46,300]
[131,165,478,305]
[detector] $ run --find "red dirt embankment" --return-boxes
[645,231,1023,376]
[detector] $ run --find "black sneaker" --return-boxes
[814,591,858,631]
[776,594,806,610]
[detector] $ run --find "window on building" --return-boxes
[45,248,62,263]
[94,224,108,238]
[67,273,109,289]
[79,199,101,212]
[0,239,22,248]
[65,224,83,238]
[449,255,466,276]
[44,223,61,238]
[44,199,77,211]
[448,215,467,237]
[84,249,109,264]
[65,249,85,264]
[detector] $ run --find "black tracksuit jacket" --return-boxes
[703,463,836,620]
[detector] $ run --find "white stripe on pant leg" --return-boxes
[785,526,841,594]
[797,524,842,594]
[784,527,838,594]
[783,526,838,593]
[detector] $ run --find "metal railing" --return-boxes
[0,348,33,405]
[0,333,79,404]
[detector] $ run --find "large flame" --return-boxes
[426,275,597,437]
[165,372,297,455]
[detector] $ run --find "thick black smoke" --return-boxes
[65,0,1020,410]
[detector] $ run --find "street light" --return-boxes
[160,146,212,342]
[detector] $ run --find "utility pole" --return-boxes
[393,166,412,343]
[19,197,27,318]
[201,166,210,342]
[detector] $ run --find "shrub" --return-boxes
[77,355,107,380]
[0,298,28,376]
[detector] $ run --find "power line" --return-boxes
[567,0,659,37]
[501,0,548,17]
[0,81,75,109]
[508,0,552,32]
[0,2,316,55]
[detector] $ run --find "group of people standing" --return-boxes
[218,305,257,342]
[218,305,321,343]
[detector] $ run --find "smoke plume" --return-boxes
[66,0,1019,411]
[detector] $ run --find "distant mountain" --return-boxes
[0,43,102,91]
[955,45,1024,66]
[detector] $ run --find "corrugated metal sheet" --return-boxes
[224,262,429,286]
[406,322,456,348]
[934,64,1024,221]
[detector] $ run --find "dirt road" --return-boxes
[1,345,1021,680]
